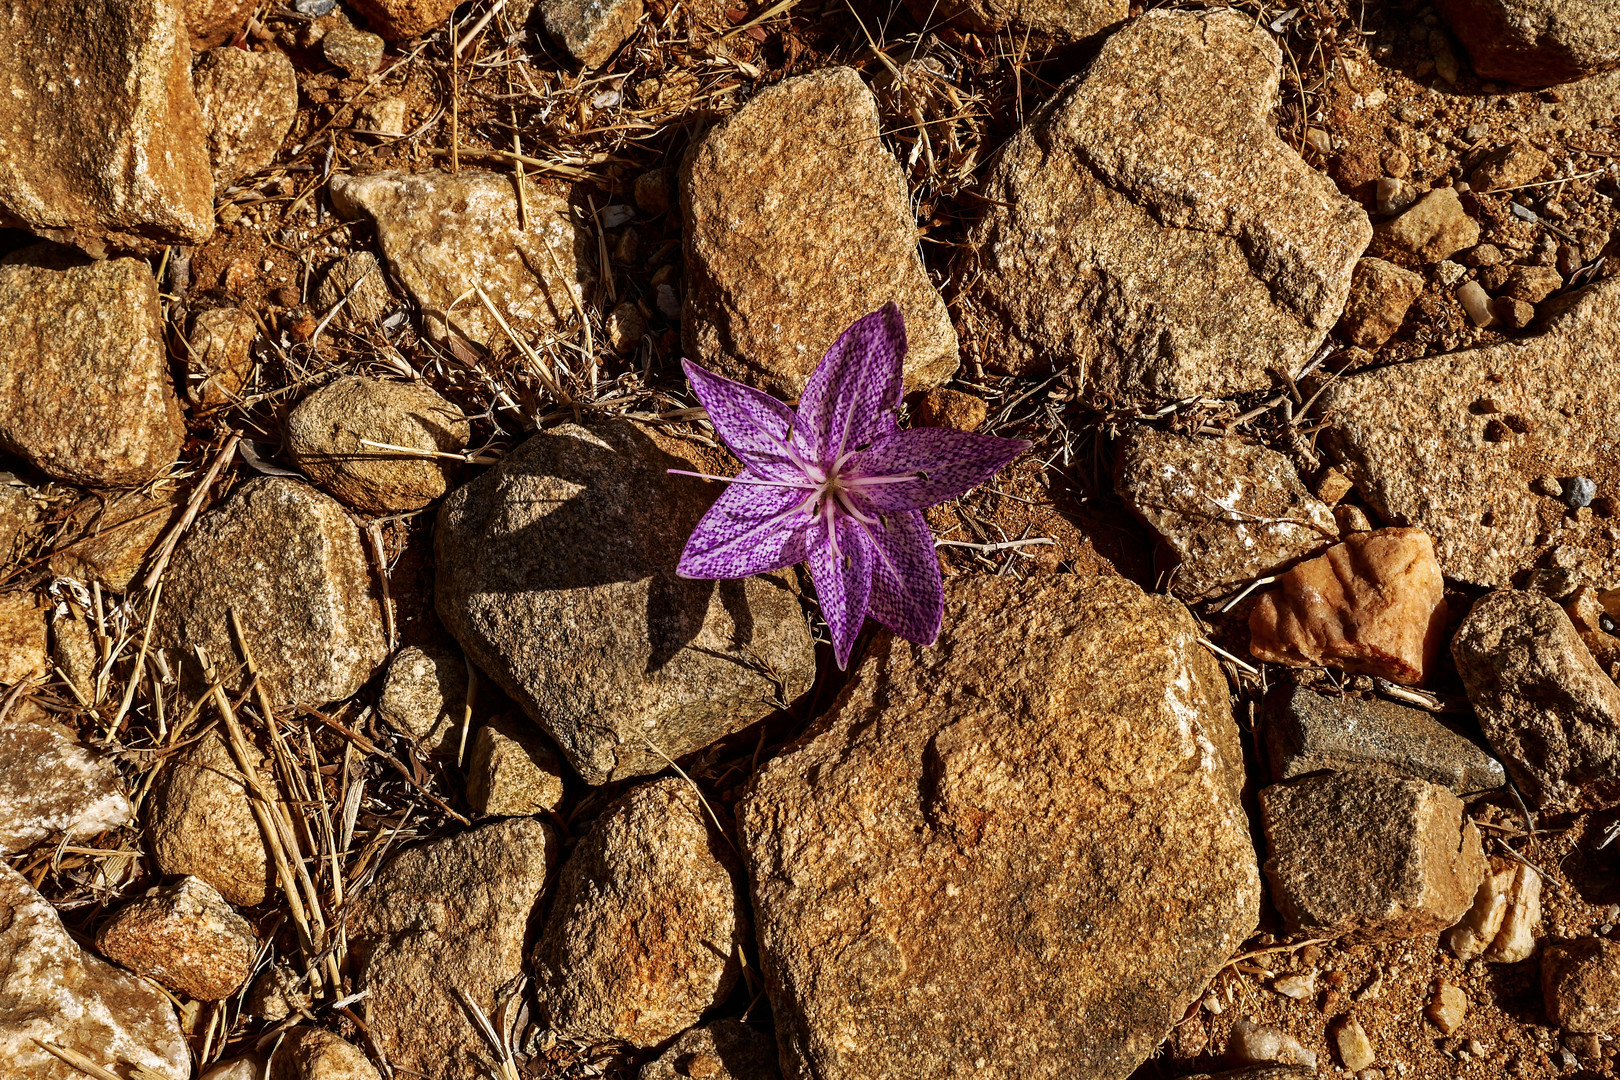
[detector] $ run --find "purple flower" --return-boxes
[671,303,1029,669]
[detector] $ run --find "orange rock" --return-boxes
[1249,527,1447,686]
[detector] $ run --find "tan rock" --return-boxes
[185,0,255,48]
[147,730,272,906]
[51,612,98,704]
[185,307,257,407]
[538,0,643,68]
[1329,1015,1375,1071]
[0,248,187,487]
[246,963,309,1022]
[1321,279,1620,589]
[322,27,384,76]
[313,251,395,327]
[1484,859,1542,962]
[1501,265,1563,303]
[1115,430,1338,602]
[741,574,1260,1080]
[285,376,470,515]
[1435,0,1620,84]
[638,1019,781,1080]
[0,479,38,564]
[193,47,297,187]
[269,1028,380,1080]
[1427,981,1468,1034]
[1543,937,1620,1033]
[1260,772,1486,940]
[682,66,958,401]
[330,170,591,351]
[914,386,988,431]
[0,0,213,255]
[375,644,466,753]
[1248,528,1448,686]
[357,96,409,135]
[901,0,1125,48]
[957,11,1369,399]
[1223,1022,1318,1068]
[351,818,557,1080]
[345,0,460,40]
[202,1057,267,1080]
[536,778,747,1048]
[1372,187,1480,265]
[1445,859,1517,960]
[0,862,189,1080]
[1338,257,1425,348]
[0,701,131,855]
[1470,140,1553,191]
[0,590,46,684]
[94,877,258,1001]
[50,488,184,592]
[155,477,388,706]
[466,714,566,816]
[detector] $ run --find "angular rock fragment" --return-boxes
[1223,1019,1317,1067]
[346,0,460,40]
[539,0,643,68]
[435,421,816,784]
[1446,855,1542,962]
[466,715,566,816]
[285,376,470,515]
[1427,981,1468,1034]
[1192,1066,1314,1080]
[1372,187,1480,265]
[186,307,258,407]
[0,702,131,855]
[1260,772,1485,940]
[1501,265,1563,304]
[1470,141,1553,191]
[1435,0,1620,84]
[193,47,298,187]
[1338,257,1424,348]
[536,778,747,1048]
[1452,589,1620,810]
[323,27,384,76]
[330,171,591,351]
[958,10,1369,399]
[203,1058,267,1080]
[742,574,1260,1080]
[0,249,187,487]
[682,66,957,400]
[1261,683,1504,794]
[1248,528,1448,686]
[915,386,988,431]
[901,0,1125,48]
[155,477,388,706]
[351,818,557,1080]
[269,1028,381,1080]
[94,877,259,1001]
[49,488,184,592]
[1328,1015,1375,1071]
[0,0,213,254]
[1544,937,1620,1033]
[376,644,466,753]
[147,730,273,906]
[314,251,394,327]
[638,1019,781,1080]
[1321,279,1620,589]
[0,862,189,1080]
[1114,430,1338,602]
[0,590,47,683]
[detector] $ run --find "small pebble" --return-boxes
[1562,476,1597,509]
[1331,1014,1376,1071]
[1376,177,1417,215]
[1534,475,1565,498]
[1427,980,1468,1035]
[1491,296,1534,329]
[1464,243,1504,268]
[1305,128,1333,155]
[1455,281,1495,327]
[1272,971,1316,1000]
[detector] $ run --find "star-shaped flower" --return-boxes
[672,303,1029,669]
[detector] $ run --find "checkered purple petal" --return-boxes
[796,303,907,463]
[861,509,942,646]
[682,358,807,480]
[806,511,875,670]
[848,429,1030,511]
[676,480,813,579]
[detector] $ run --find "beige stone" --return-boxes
[1485,859,1542,962]
[345,0,460,40]
[538,0,643,67]
[1543,937,1620,1033]
[1427,981,1468,1034]
[741,574,1260,1080]
[95,877,258,1001]
[1501,265,1563,303]
[147,730,272,906]
[901,0,1125,47]
[185,0,255,48]
[0,701,131,855]
[193,47,297,187]
[914,386,988,431]
[1470,140,1553,191]
[269,1028,380,1080]
[466,715,566,816]
[1338,257,1425,348]
[682,67,958,401]
[1248,528,1448,686]
[376,644,466,753]
[0,590,46,684]
[186,307,257,407]
[50,488,183,592]
[1372,187,1480,265]
[1445,859,1517,960]
[323,27,384,76]
[313,251,394,327]
[1435,0,1620,84]
[1329,1015,1375,1071]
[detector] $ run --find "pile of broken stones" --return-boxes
[0,0,1619,1079]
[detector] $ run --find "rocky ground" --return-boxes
[1,1,1619,1079]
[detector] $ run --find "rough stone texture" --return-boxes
[193,47,298,187]
[330,171,591,351]
[681,67,958,401]
[1259,772,1486,940]
[1435,0,1620,84]
[0,862,189,1080]
[155,477,388,706]
[351,818,557,1080]
[314,251,394,327]
[94,877,258,1001]
[0,590,46,684]
[1371,187,1480,264]
[0,701,131,855]
[0,0,214,255]
[1445,856,1542,961]
[186,0,255,48]
[52,614,97,704]
[1451,589,1620,811]
[246,963,308,1022]
[1338,257,1425,348]
[1248,528,1448,686]
[1544,937,1620,1032]
[285,376,471,515]
[1501,264,1564,303]
[1321,279,1620,590]
[434,421,816,785]
[638,1020,782,1080]
[1186,1070,1313,1080]
[741,574,1260,1080]
[268,1028,381,1080]
[323,27,384,76]
[1115,430,1338,602]
[376,644,466,753]
[0,480,38,566]
[146,729,272,906]
[49,488,183,592]
[1470,140,1553,191]
[466,714,567,816]
[538,0,644,68]
[1329,1015,1374,1071]
[900,0,1125,48]
[186,307,257,407]
[0,249,187,487]
[914,386,988,431]
[957,11,1369,400]
[536,778,747,1048]
[345,0,460,40]
[1262,683,1505,795]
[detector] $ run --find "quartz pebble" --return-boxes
[1428,981,1468,1034]
[1331,1014,1376,1071]
[1226,1018,1317,1067]
[1456,280,1496,327]
[1374,187,1479,264]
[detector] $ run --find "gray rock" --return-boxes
[1261,683,1505,795]
[193,47,298,187]
[682,67,958,401]
[0,862,190,1080]
[638,1019,781,1080]
[1452,589,1620,810]
[538,0,643,68]
[434,421,816,785]
[351,818,558,1080]
[741,574,1260,1080]
[957,10,1369,399]
[901,0,1125,49]
[268,1028,381,1080]
[535,778,748,1049]
[155,477,388,706]
[466,714,566,817]
[1114,430,1338,602]
[94,877,259,1001]
[1260,772,1487,940]
[1435,0,1620,84]
[284,376,470,515]
[0,247,186,487]
[376,644,467,753]
[0,701,132,855]
[147,730,273,907]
